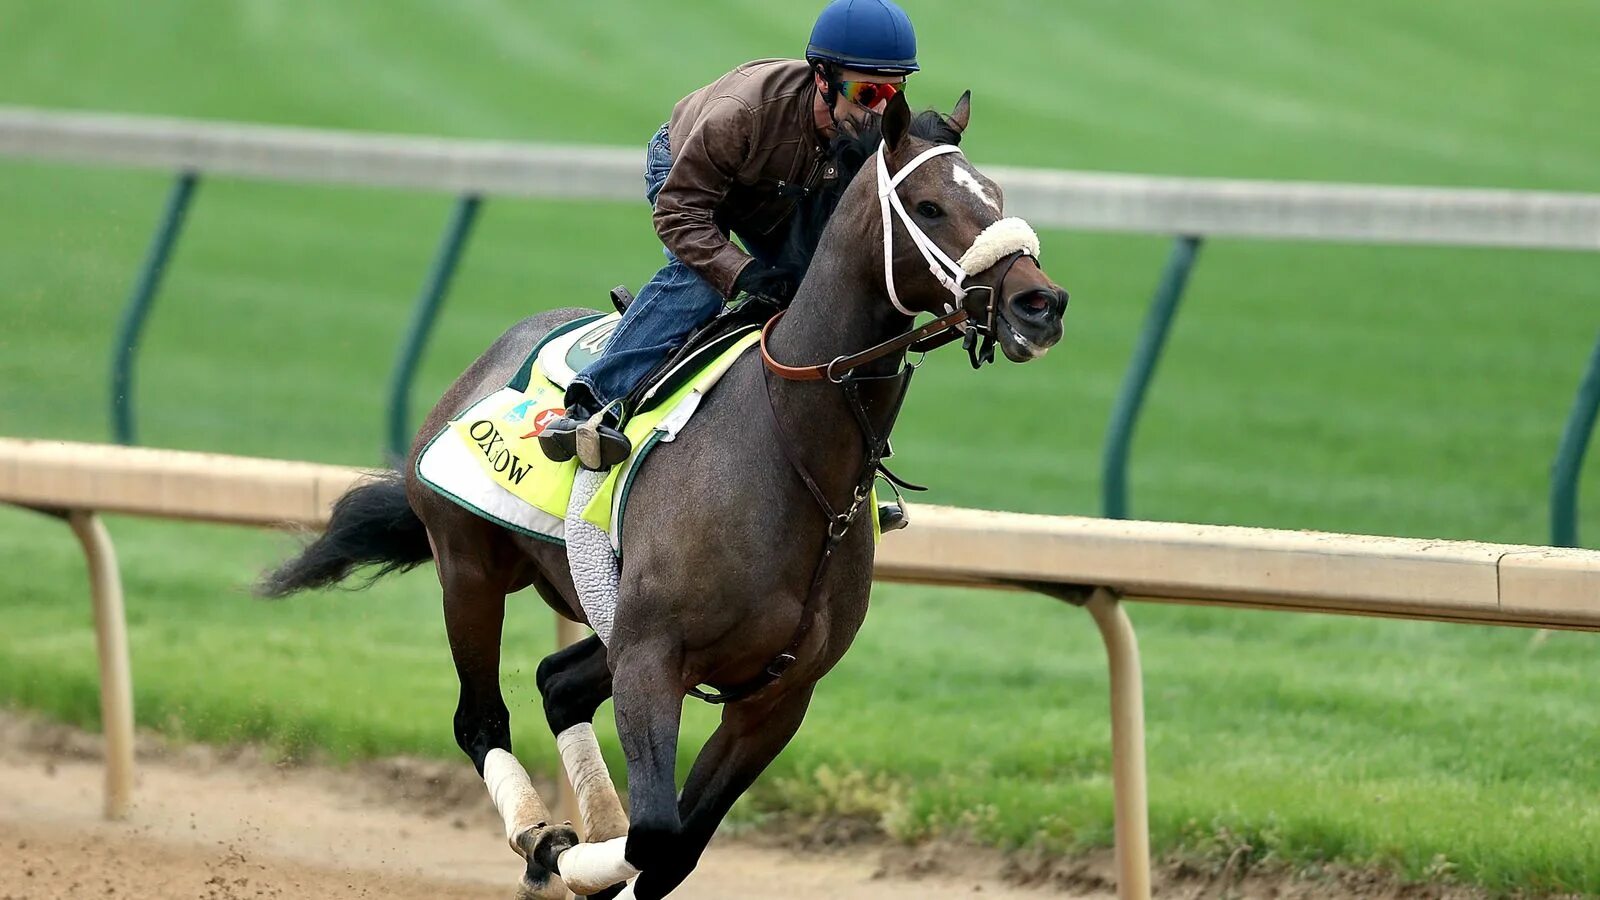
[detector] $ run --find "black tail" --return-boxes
[256,471,433,598]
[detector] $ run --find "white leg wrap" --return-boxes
[557,836,640,895]
[557,723,629,841]
[484,748,552,849]
[613,878,638,900]
[566,468,620,646]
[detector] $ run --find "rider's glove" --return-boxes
[733,263,797,303]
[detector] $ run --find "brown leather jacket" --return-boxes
[657,59,832,299]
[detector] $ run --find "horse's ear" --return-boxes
[883,91,913,154]
[950,90,971,135]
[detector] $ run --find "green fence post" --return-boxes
[386,195,483,462]
[1551,327,1600,548]
[110,171,200,445]
[1101,235,1203,520]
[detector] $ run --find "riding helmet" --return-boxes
[805,0,920,75]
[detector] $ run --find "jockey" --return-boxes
[538,0,920,471]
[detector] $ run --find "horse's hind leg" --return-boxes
[438,552,577,900]
[537,634,630,844]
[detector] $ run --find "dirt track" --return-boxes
[0,716,1086,900]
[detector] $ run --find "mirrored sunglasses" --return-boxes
[835,80,903,110]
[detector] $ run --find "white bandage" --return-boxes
[958,217,1040,275]
[483,748,549,846]
[557,723,629,841]
[557,836,640,895]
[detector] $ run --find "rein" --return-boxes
[757,305,966,382]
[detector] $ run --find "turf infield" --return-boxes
[2,1,1598,892]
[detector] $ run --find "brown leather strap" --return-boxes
[760,307,970,382]
[762,369,841,521]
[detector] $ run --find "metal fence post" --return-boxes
[386,195,483,462]
[1551,327,1600,547]
[1102,235,1203,519]
[110,171,200,445]
[64,510,136,820]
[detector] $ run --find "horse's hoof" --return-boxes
[516,821,581,869]
[512,823,580,899]
[515,857,572,900]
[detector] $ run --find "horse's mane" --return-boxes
[769,109,962,287]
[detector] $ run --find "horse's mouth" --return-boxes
[997,313,1055,362]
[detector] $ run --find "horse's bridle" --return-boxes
[761,139,1040,380]
[758,247,1027,381]
[688,143,1040,705]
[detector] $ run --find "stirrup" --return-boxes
[575,408,631,471]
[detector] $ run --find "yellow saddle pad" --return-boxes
[449,330,760,540]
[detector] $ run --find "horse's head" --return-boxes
[873,91,1068,363]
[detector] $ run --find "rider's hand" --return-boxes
[734,263,797,303]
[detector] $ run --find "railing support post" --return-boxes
[111,171,200,445]
[66,510,135,820]
[386,195,483,462]
[1102,235,1203,520]
[1029,583,1152,900]
[1552,327,1600,547]
[1085,588,1151,900]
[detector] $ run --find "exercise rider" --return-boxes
[538,0,921,490]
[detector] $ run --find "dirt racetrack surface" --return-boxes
[0,715,1087,900]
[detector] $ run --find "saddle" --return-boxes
[608,285,784,419]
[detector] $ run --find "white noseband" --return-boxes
[875,140,1041,317]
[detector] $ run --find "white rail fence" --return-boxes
[4,438,1598,900]
[3,106,1598,248]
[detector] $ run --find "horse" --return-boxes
[260,91,1067,900]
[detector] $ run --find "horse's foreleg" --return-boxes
[551,639,685,896]
[628,684,816,900]
[441,565,576,900]
[537,634,629,843]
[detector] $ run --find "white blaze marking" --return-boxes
[951,163,1000,211]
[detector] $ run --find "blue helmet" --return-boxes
[806,0,919,75]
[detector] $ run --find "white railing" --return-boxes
[4,438,1598,900]
[3,106,1598,249]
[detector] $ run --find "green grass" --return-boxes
[2,0,1598,893]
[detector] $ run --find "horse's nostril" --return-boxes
[1013,290,1053,318]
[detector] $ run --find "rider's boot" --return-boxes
[538,403,631,470]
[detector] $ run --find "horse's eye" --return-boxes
[916,201,944,219]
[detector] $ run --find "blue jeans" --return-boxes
[568,123,739,411]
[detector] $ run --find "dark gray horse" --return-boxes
[261,92,1066,900]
